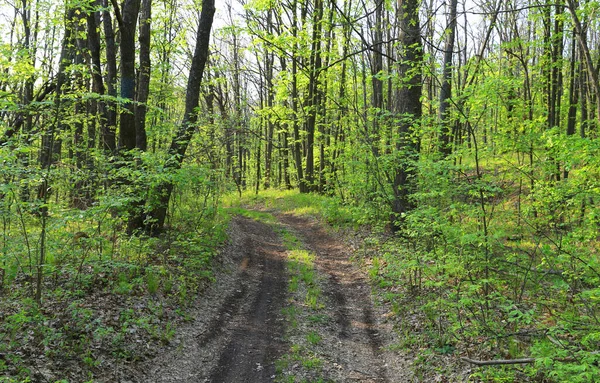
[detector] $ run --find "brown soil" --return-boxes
[276,212,415,383]
[139,215,288,382]
[135,211,415,382]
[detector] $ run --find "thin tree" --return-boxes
[141,0,216,235]
[439,0,458,156]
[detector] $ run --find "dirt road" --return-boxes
[140,212,414,382]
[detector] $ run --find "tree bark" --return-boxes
[140,0,215,235]
[438,0,458,156]
[291,0,304,190]
[87,4,106,147]
[264,10,275,189]
[102,0,118,152]
[303,0,324,192]
[370,0,384,157]
[115,0,141,151]
[135,0,151,151]
[391,0,423,229]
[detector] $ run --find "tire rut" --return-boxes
[277,212,390,383]
[140,216,287,383]
[208,222,288,382]
[139,211,415,383]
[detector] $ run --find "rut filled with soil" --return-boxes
[140,216,288,383]
[136,211,415,383]
[277,212,415,383]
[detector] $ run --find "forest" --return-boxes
[1,0,600,381]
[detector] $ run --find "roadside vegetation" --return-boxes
[2,0,599,380]
[0,166,229,382]
[230,188,600,382]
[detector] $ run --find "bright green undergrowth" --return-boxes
[223,189,380,228]
[230,181,600,382]
[0,159,228,382]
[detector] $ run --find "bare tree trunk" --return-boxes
[303,0,324,192]
[263,9,275,189]
[565,29,579,179]
[102,0,117,152]
[87,4,106,145]
[391,0,422,229]
[370,0,384,157]
[439,0,458,156]
[114,0,141,151]
[135,0,151,151]
[141,0,215,235]
[291,0,304,190]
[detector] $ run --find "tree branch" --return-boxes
[460,357,536,366]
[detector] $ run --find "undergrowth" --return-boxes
[0,163,229,382]
[229,186,600,382]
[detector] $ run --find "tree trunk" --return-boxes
[303,0,324,192]
[135,0,151,151]
[102,0,117,152]
[391,0,422,229]
[115,0,141,151]
[370,0,384,157]
[439,0,458,156]
[87,4,106,146]
[141,0,215,235]
[291,0,304,190]
[264,12,275,189]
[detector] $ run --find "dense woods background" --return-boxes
[1,0,600,380]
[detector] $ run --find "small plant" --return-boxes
[288,275,299,292]
[146,270,159,294]
[114,273,133,295]
[306,331,321,345]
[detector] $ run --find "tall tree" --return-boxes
[566,0,600,122]
[113,0,142,151]
[391,0,423,228]
[303,0,324,192]
[438,0,458,156]
[102,0,118,152]
[135,0,152,151]
[141,0,216,235]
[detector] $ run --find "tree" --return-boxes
[113,0,142,151]
[438,0,458,156]
[390,0,423,228]
[140,0,216,235]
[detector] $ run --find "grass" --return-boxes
[222,189,378,228]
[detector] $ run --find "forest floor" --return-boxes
[135,210,417,382]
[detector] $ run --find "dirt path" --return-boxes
[141,216,288,383]
[277,213,414,383]
[138,211,413,382]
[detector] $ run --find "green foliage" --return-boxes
[0,142,227,380]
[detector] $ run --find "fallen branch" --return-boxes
[460,357,536,366]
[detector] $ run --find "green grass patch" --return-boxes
[222,189,380,229]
